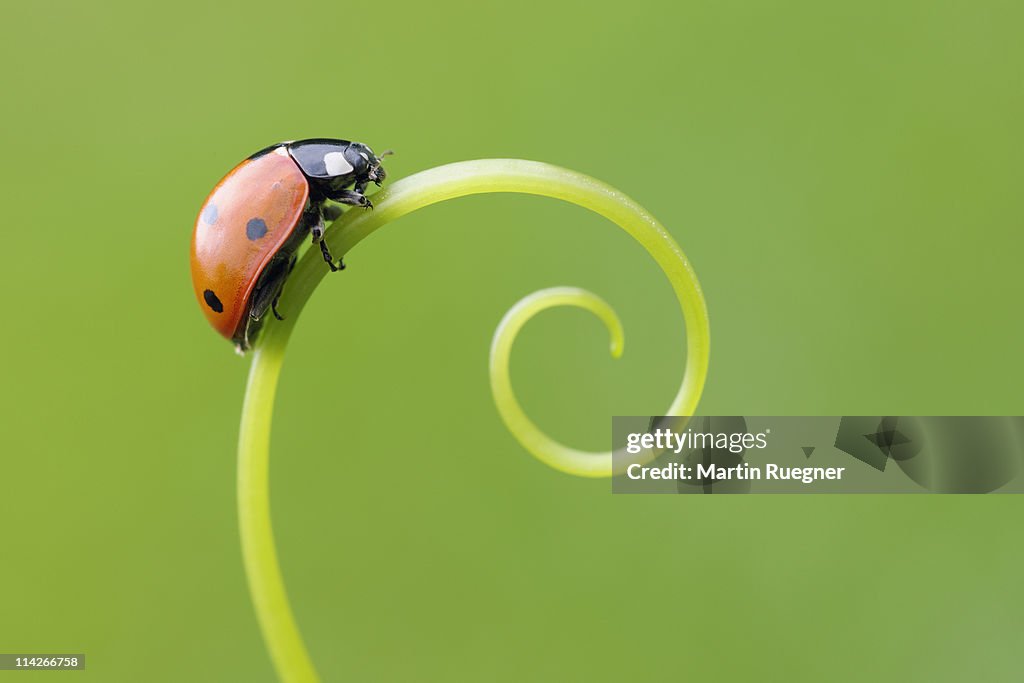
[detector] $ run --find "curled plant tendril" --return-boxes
[237,159,710,682]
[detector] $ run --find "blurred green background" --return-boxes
[2,0,1022,680]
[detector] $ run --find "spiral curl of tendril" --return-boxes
[236,159,710,682]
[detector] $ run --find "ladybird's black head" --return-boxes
[343,142,387,186]
[368,154,387,186]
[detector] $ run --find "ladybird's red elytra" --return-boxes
[190,139,388,352]
[191,151,308,343]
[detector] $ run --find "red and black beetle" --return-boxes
[190,139,388,352]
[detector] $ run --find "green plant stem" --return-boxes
[237,159,710,682]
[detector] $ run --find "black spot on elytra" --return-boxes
[201,204,218,225]
[246,218,268,240]
[203,289,224,313]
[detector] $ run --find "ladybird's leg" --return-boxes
[240,317,261,353]
[307,207,342,272]
[249,257,291,322]
[307,205,326,243]
[324,241,346,271]
[328,189,373,210]
[270,254,299,320]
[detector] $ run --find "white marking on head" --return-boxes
[274,146,289,157]
[359,151,369,161]
[323,151,354,176]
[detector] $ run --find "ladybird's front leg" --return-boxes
[330,189,373,210]
[307,206,344,272]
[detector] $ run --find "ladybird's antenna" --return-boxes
[371,149,392,183]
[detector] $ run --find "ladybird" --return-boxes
[190,139,388,352]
